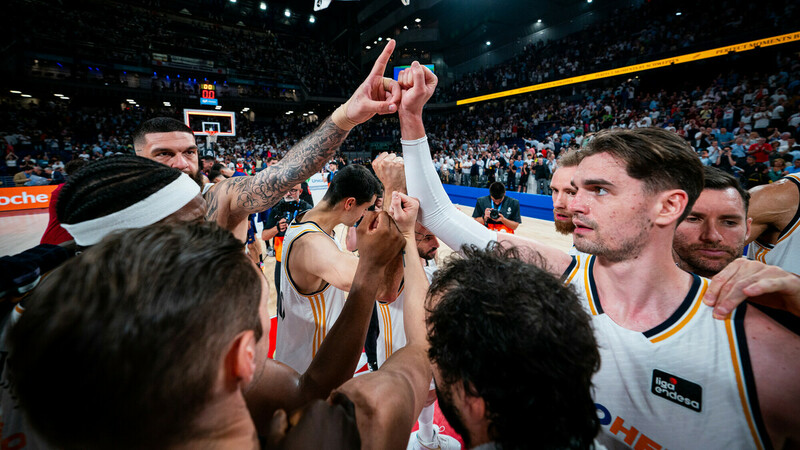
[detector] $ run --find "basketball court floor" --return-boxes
[0,203,572,316]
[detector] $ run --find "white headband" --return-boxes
[62,173,201,246]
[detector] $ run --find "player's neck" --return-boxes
[302,205,339,235]
[172,396,259,450]
[594,239,694,332]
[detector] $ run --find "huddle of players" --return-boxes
[2,39,800,450]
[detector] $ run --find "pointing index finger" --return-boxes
[369,39,395,78]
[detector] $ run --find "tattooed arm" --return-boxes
[205,117,347,233]
[205,39,401,240]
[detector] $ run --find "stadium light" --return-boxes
[163,101,171,106]
[486,41,491,46]
[259,2,266,9]
[286,111,293,115]
[284,8,291,17]
[537,19,542,23]
[61,97,70,100]
[587,0,592,3]
[309,15,315,23]
[373,41,378,44]
[230,0,236,3]
[54,94,63,97]
[308,111,314,114]
[9,90,21,94]
[676,11,682,16]
[21,94,32,98]
[403,25,408,30]
[378,37,383,41]
[215,105,222,110]
[415,18,421,23]
[366,45,371,50]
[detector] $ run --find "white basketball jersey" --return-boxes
[564,253,770,450]
[376,263,437,367]
[747,174,800,275]
[275,221,347,373]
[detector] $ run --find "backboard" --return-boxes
[183,109,236,137]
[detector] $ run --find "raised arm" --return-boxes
[397,62,572,275]
[245,211,405,435]
[335,192,432,449]
[206,40,402,229]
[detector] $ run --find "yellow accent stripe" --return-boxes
[776,218,800,244]
[309,295,321,358]
[379,304,392,359]
[565,255,581,286]
[319,294,327,344]
[724,318,765,450]
[650,278,708,343]
[457,31,800,105]
[583,256,598,316]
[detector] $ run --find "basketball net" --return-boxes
[206,130,218,149]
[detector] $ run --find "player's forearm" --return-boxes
[402,235,428,346]
[399,112,426,141]
[300,263,381,397]
[232,117,348,215]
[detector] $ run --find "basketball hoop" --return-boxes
[206,130,219,149]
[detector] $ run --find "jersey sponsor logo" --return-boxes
[596,403,664,449]
[650,369,702,412]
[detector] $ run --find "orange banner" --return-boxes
[0,185,58,212]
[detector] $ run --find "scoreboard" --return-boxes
[200,83,218,106]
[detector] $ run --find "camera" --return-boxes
[490,209,500,220]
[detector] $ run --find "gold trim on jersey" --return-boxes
[750,241,771,263]
[582,255,598,316]
[724,317,766,450]
[378,303,393,360]
[309,293,327,358]
[283,224,335,298]
[648,278,708,343]
[565,254,581,286]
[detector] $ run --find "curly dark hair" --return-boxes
[426,245,600,449]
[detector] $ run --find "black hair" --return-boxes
[489,182,505,200]
[7,222,262,449]
[427,245,600,449]
[57,155,183,225]
[63,159,86,176]
[132,117,194,149]
[322,164,382,206]
[208,162,226,182]
[702,166,750,213]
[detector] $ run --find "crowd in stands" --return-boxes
[4,55,800,192]
[437,0,798,102]
[11,0,358,97]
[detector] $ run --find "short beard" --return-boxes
[554,219,575,235]
[573,215,651,262]
[435,382,472,449]
[672,241,742,278]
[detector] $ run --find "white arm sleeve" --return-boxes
[402,136,496,252]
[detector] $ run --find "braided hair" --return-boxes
[57,155,183,225]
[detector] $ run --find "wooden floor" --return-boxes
[0,204,573,316]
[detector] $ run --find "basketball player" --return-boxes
[549,149,583,236]
[275,164,403,374]
[134,40,402,243]
[6,215,405,449]
[398,61,800,449]
[0,156,403,445]
[270,193,602,449]
[745,172,800,274]
[371,152,459,450]
[673,166,752,278]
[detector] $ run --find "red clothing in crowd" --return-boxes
[747,142,772,163]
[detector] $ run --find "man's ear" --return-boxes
[223,330,257,390]
[654,189,688,227]
[343,197,356,211]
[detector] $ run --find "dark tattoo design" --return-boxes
[205,117,348,224]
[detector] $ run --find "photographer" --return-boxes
[472,181,521,234]
[260,184,312,300]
